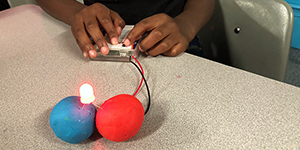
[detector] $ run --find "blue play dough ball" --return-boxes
[49,96,96,144]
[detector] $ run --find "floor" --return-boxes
[285,47,300,87]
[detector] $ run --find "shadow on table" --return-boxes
[82,103,166,149]
[80,129,103,144]
[128,102,166,142]
[35,105,164,144]
[35,107,102,145]
[34,107,66,144]
[35,107,103,145]
[87,103,166,144]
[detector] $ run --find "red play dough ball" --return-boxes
[96,94,144,142]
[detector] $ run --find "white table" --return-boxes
[1,4,300,149]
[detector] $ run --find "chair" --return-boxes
[198,0,294,81]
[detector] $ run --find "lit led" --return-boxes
[79,83,95,104]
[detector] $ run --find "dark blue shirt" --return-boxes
[84,0,187,24]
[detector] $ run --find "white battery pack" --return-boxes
[90,25,139,62]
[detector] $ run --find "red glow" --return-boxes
[79,83,95,104]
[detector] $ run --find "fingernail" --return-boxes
[83,51,88,58]
[117,26,122,35]
[124,38,130,46]
[89,50,97,58]
[101,46,109,55]
[111,37,118,45]
[138,45,144,52]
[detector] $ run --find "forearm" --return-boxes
[36,0,86,25]
[174,0,215,41]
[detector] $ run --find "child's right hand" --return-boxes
[70,3,125,58]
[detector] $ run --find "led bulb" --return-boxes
[79,83,95,104]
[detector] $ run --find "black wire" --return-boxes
[130,59,151,115]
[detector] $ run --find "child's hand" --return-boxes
[70,3,125,58]
[123,13,190,57]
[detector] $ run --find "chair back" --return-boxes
[198,0,294,81]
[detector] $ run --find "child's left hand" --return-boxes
[123,13,190,57]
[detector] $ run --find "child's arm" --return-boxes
[124,0,215,57]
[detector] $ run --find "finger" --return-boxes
[138,25,172,52]
[110,11,125,36]
[124,17,158,46]
[83,15,109,56]
[95,9,119,45]
[163,41,189,57]
[71,18,97,58]
[146,34,177,56]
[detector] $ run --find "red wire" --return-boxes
[132,56,144,97]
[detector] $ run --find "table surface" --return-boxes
[1,4,300,150]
